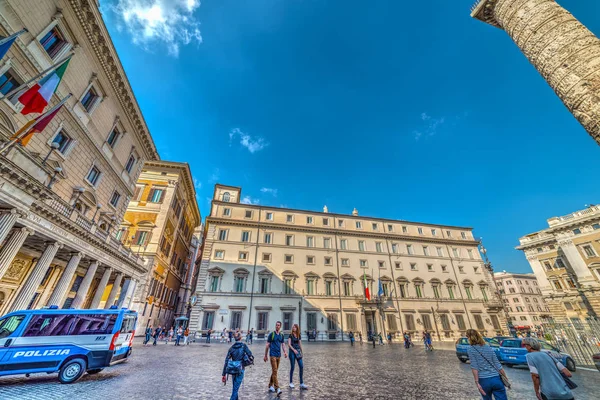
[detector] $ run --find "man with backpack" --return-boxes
[264,321,288,395]
[222,332,254,400]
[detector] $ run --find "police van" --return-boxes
[0,306,137,383]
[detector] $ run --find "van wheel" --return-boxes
[566,358,576,372]
[87,369,103,375]
[459,359,468,363]
[59,358,87,384]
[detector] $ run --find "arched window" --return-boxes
[222,192,230,202]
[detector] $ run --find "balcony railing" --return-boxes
[75,213,93,231]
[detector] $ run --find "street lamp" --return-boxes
[42,142,60,165]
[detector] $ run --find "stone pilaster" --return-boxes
[104,272,123,309]
[0,209,20,245]
[46,252,83,307]
[71,261,99,309]
[9,242,62,312]
[0,227,34,280]
[472,0,600,144]
[90,267,112,309]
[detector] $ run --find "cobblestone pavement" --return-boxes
[1,339,599,400]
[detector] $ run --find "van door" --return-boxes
[112,313,137,361]
[0,314,27,369]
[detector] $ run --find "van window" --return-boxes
[0,315,26,339]
[540,341,555,351]
[120,314,137,334]
[457,338,469,345]
[23,314,78,337]
[70,314,118,335]
[501,339,522,348]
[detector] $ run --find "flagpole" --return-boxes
[0,28,27,46]
[0,94,72,154]
[0,52,74,100]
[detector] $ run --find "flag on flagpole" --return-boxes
[363,271,371,301]
[0,29,27,60]
[18,56,71,115]
[11,94,71,146]
[378,279,384,297]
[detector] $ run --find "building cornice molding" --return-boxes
[68,0,159,161]
[206,217,480,247]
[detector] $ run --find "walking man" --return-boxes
[153,325,162,346]
[206,328,212,344]
[175,326,183,346]
[222,331,254,400]
[144,324,153,346]
[264,321,287,395]
[349,331,355,346]
[359,332,363,345]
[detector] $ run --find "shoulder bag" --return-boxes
[472,346,511,389]
[545,353,577,390]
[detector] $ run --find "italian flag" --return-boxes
[11,94,71,146]
[363,271,371,301]
[18,58,71,115]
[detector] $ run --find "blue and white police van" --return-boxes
[0,306,137,383]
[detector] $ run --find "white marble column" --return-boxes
[0,209,19,245]
[89,267,112,309]
[104,272,123,309]
[116,278,132,308]
[9,242,62,312]
[46,252,83,307]
[526,256,553,293]
[558,239,600,287]
[71,261,99,308]
[0,227,34,280]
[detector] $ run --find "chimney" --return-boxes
[352,208,358,216]
[323,205,328,213]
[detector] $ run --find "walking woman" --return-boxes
[466,329,508,400]
[287,324,308,390]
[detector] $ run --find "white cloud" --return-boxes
[240,195,259,205]
[193,177,202,190]
[107,0,202,57]
[229,128,268,153]
[413,112,446,141]
[260,187,278,197]
[208,168,220,183]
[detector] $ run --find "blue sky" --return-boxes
[99,0,600,274]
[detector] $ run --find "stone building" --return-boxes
[516,205,600,321]
[0,0,158,313]
[471,0,600,145]
[494,271,550,331]
[190,184,506,341]
[119,161,200,329]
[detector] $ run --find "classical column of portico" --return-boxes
[104,272,123,309]
[71,261,99,308]
[89,267,112,309]
[471,0,600,145]
[0,227,34,280]
[47,252,84,307]
[526,255,553,292]
[116,278,132,308]
[9,242,62,312]
[557,239,600,287]
[0,209,20,245]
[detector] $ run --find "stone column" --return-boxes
[472,0,600,145]
[116,278,131,308]
[104,272,123,309]
[89,267,112,309]
[526,256,553,293]
[0,227,34,280]
[557,239,599,287]
[0,209,19,245]
[9,242,61,312]
[46,252,83,307]
[71,261,99,308]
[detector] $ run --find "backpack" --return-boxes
[225,360,242,375]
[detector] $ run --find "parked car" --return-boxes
[498,338,576,372]
[455,337,501,363]
[593,353,600,372]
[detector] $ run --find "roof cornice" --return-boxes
[68,0,159,161]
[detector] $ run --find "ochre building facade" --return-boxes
[190,184,507,341]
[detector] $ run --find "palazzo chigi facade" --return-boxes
[0,0,158,313]
[190,184,506,340]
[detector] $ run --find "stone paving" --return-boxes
[0,338,599,400]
